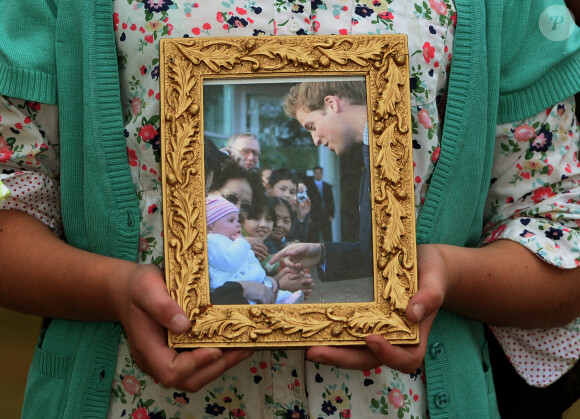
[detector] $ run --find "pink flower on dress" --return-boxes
[378,11,393,20]
[173,391,189,405]
[417,107,432,129]
[131,97,142,116]
[139,124,158,141]
[231,408,246,417]
[431,146,441,163]
[131,407,149,419]
[422,42,435,63]
[531,186,556,204]
[513,124,536,142]
[484,224,507,244]
[0,139,12,163]
[25,101,41,111]
[429,0,448,15]
[340,409,352,418]
[143,0,173,13]
[122,375,141,395]
[127,147,138,167]
[113,13,120,30]
[138,236,149,252]
[388,388,405,409]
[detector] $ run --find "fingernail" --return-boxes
[171,314,191,333]
[242,350,254,360]
[411,304,425,322]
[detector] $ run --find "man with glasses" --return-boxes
[223,132,261,170]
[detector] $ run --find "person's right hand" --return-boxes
[305,243,445,372]
[112,263,253,392]
[269,242,322,271]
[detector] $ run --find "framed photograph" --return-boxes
[160,34,418,348]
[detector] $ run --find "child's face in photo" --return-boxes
[209,212,242,240]
[269,180,298,210]
[243,210,274,241]
[270,204,292,241]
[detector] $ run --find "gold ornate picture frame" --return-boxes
[160,34,418,348]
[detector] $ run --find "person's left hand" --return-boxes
[238,281,277,304]
[306,244,447,372]
[275,267,314,296]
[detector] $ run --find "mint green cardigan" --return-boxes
[1,1,580,417]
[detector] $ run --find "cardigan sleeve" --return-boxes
[0,1,57,105]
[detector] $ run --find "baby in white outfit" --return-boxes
[206,195,302,304]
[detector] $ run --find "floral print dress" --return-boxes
[1,0,579,418]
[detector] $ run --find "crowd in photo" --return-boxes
[204,133,330,305]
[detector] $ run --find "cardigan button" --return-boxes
[288,18,301,33]
[434,391,449,409]
[430,341,444,358]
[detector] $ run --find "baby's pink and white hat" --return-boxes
[206,195,239,225]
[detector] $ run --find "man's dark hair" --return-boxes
[283,81,366,118]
